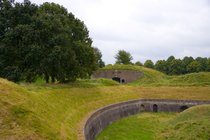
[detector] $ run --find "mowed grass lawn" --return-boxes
[1,77,210,140]
[97,105,210,140]
[97,112,177,140]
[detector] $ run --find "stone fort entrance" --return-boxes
[112,77,121,83]
[92,70,144,83]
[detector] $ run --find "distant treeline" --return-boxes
[140,56,210,75]
[0,0,104,83]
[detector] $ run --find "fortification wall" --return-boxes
[83,99,210,140]
[92,70,144,83]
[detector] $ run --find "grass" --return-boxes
[101,64,210,86]
[0,64,210,140]
[158,105,210,140]
[96,112,177,140]
[31,78,119,88]
[97,105,210,140]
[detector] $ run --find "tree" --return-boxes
[115,50,133,64]
[187,61,201,73]
[93,47,105,68]
[167,56,175,62]
[206,58,210,72]
[153,56,209,75]
[72,41,96,79]
[0,66,21,82]
[0,1,97,83]
[144,60,154,69]
[166,56,175,74]
[182,56,194,74]
[36,2,96,82]
[195,57,208,72]
[0,0,38,82]
[169,59,184,75]
[155,60,168,73]
[135,61,143,66]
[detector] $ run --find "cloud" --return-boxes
[16,0,210,64]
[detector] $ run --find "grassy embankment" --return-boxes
[102,64,210,86]
[97,105,210,140]
[0,64,210,139]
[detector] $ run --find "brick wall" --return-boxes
[92,70,144,83]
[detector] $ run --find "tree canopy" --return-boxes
[115,50,133,64]
[93,47,105,68]
[153,56,210,75]
[134,55,209,75]
[144,60,154,69]
[0,0,102,83]
[135,61,143,66]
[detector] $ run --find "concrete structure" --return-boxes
[83,99,210,140]
[92,70,144,83]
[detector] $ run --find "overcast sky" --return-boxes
[17,0,210,64]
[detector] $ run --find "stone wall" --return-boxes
[83,99,210,140]
[92,70,144,83]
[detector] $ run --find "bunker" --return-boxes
[92,70,144,83]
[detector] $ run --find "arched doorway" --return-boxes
[112,77,121,83]
[180,105,188,112]
[153,104,158,112]
[140,104,145,112]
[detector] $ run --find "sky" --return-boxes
[17,0,210,64]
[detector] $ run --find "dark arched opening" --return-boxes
[140,104,145,112]
[121,79,125,83]
[180,105,188,112]
[112,77,121,83]
[153,104,158,112]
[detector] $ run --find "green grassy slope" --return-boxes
[96,112,176,140]
[97,105,210,140]
[159,105,210,140]
[166,72,210,86]
[0,78,123,140]
[101,64,210,86]
[0,79,36,139]
[1,75,210,140]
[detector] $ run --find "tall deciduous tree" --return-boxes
[0,0,38,82]
[0,1,100,83]
[115,50,133,64]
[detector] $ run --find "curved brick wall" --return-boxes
[83,99,210,140]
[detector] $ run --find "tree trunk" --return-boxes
[51,76,55,83]
[45,73,49,83]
